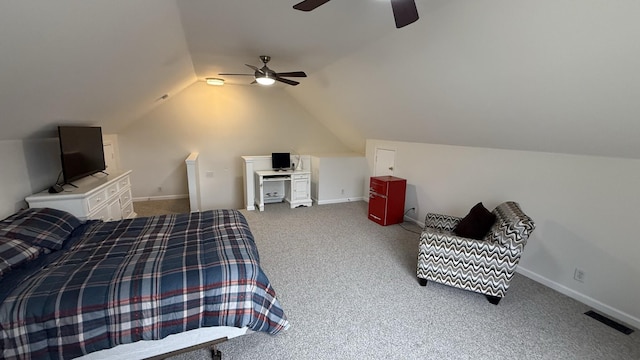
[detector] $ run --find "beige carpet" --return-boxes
[161,201,639,360]
[133,198,190,217]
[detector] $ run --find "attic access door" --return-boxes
[374,148,395,176]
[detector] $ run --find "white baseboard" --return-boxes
[403,215,423,227]
[315,197,365,205]
[133,194,189,202]
[516,266,639,330]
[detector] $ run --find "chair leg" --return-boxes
[211,347,222,360]
[486,295,501,305]
[418,278,428,286]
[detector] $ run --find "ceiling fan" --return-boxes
[219,55,307,86]
[293,0,419,29]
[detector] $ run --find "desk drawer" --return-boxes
[291,173,308,180]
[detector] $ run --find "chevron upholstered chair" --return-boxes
[416,201,535,304]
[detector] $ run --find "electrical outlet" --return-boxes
[157,186,162,192]
[404,207,416,216]
[574,268,586,283]
[341,189,345,195]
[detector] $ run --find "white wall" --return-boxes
[118,82,351,210]
[311,154,367,204]
[365,139,640,329]
[289,0,640,159]
[0,138,60,219]
[0,0,196,141]
[0,141,32,218]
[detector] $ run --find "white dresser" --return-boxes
[25,170,136,221]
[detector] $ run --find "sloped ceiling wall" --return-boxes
[2,1,640,159]
[288,0,640,158]
[0,0,195,140]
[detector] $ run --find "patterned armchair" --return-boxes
[416,201,535,304]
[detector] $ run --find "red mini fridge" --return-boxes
[368,176,407,226]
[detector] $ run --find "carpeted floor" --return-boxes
[153,201,638,360]
[133,198,190,217]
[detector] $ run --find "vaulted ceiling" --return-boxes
[2,1,640,158]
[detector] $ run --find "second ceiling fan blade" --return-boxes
[275,77,300,86]
[245,64,263,74]
[293,0,331,11]
[390,0,419,28]
[276,71,307,78]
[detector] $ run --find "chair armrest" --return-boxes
[424,213,462,232]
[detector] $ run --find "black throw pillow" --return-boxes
[454,202,496,240]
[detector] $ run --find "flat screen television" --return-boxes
[271,152,291,171]
[58,126,106,184]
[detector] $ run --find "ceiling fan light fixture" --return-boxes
[206,78,225,86]
[256,76,276,86]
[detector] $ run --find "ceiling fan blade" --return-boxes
[218,73,254,76]
[390,0,419,28]
[293,0,331,11]
[245,64,264,74]
[276,71,307,78]
[275,77,299,86]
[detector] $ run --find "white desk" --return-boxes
[255,170,312,211]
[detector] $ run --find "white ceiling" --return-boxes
[176,0,397,82]
[2,0,640,158]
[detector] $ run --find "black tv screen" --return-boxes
[58,126,106,183]
[271,153,291,170]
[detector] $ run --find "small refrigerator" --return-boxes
[368,176,407,226]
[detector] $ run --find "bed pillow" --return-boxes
[0,237,42,278]
[453,202,496,240]
[0,208,81,250]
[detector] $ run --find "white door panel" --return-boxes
[374,148,395,176]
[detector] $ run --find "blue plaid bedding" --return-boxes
[0,210,289,359]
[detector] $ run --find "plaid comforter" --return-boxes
[0,210,289,359]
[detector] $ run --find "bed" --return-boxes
[0,207,289,359]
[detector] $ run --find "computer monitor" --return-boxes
[271,153,291,170]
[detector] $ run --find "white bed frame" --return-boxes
[77,326,249,359]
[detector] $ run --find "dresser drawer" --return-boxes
[88,205,111,221]
[118,175,130,189]
[106,183,119,198]
[87,190,108,212]
[119,189,132,205]
[121,201,135,219]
